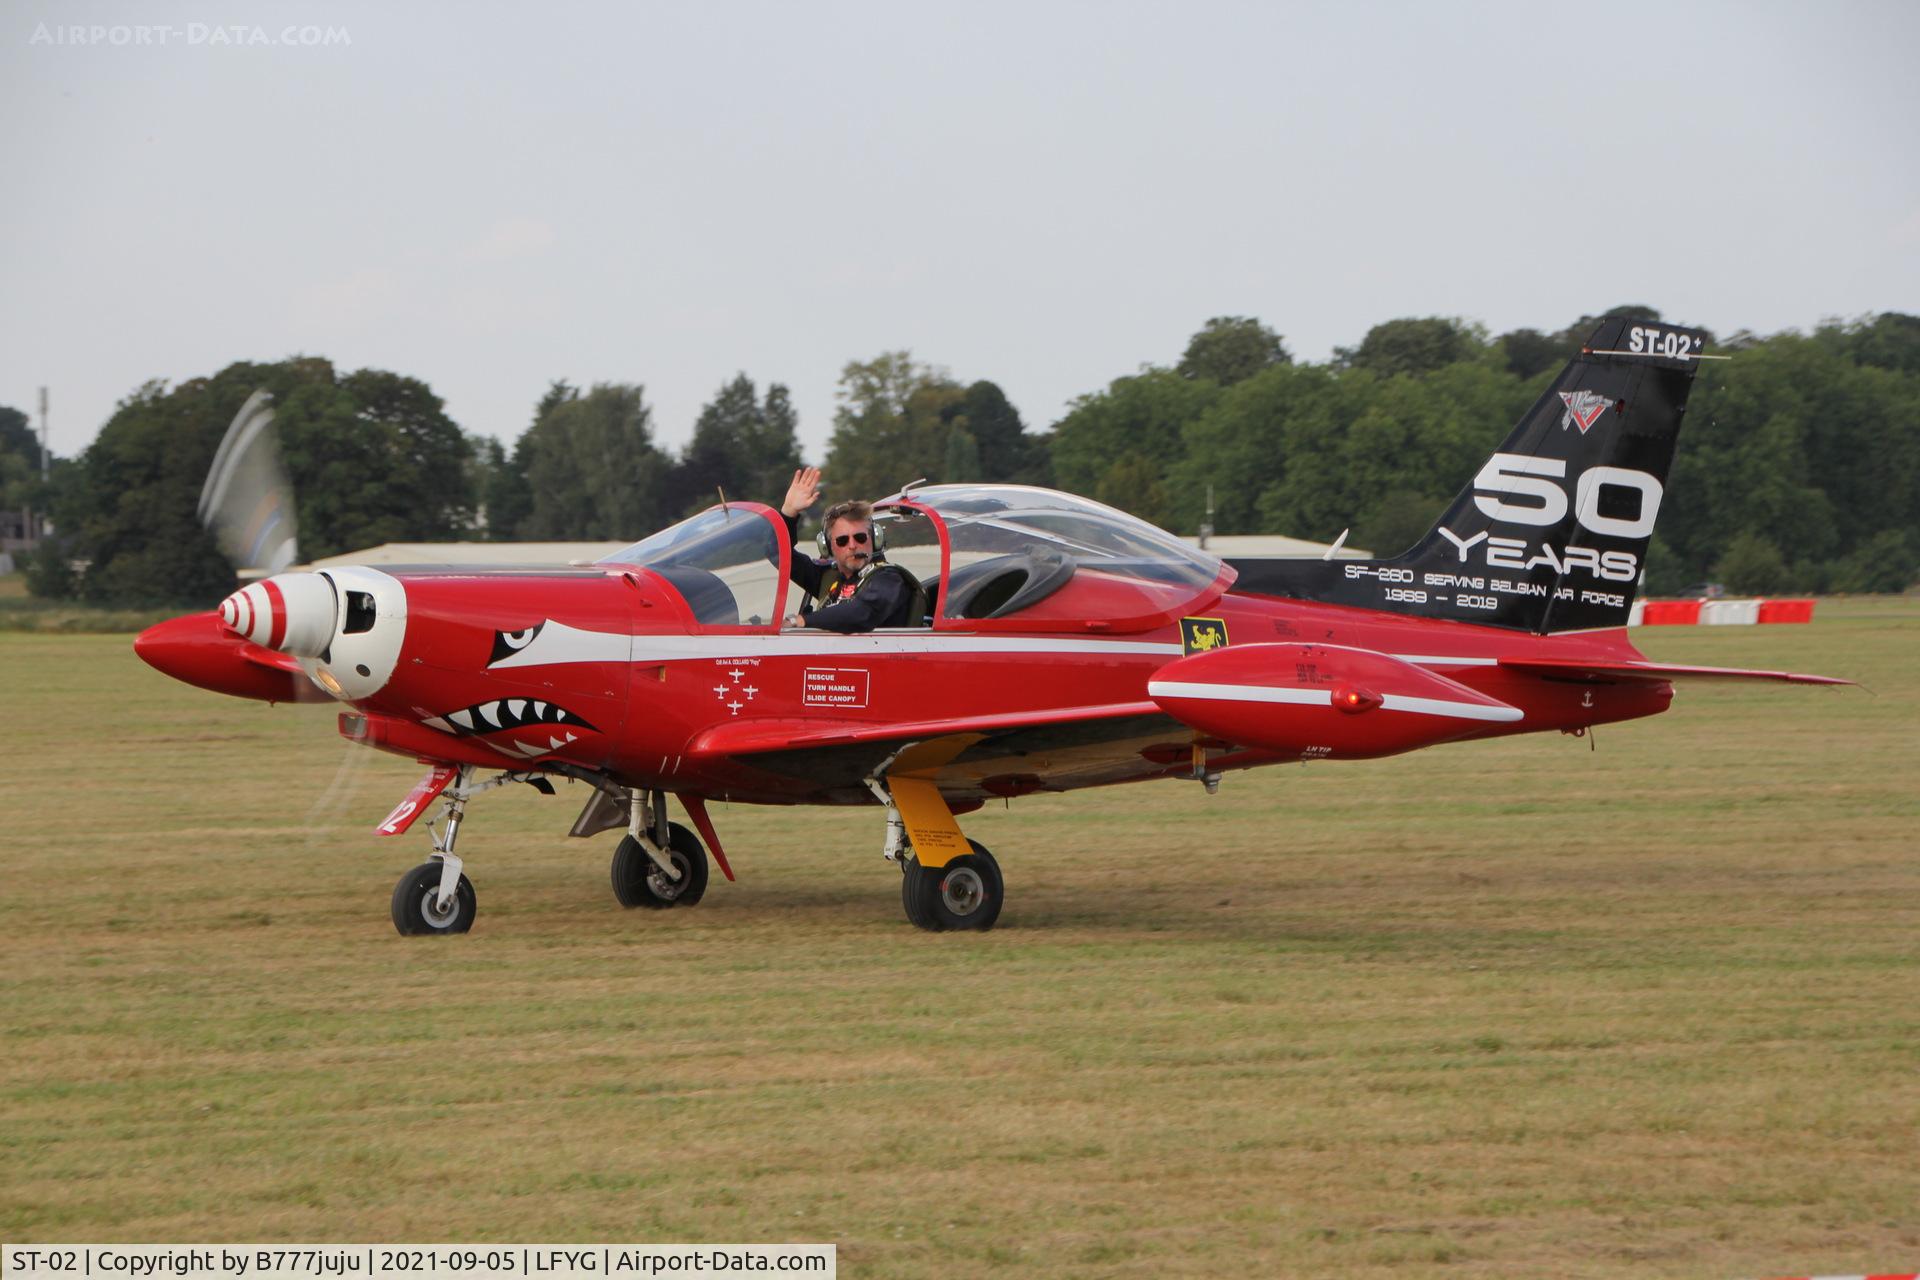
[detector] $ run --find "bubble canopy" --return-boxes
[882,485,1229,631]
[903,484,1214,576]
[603,505,787,627]
[602,485,1231,632]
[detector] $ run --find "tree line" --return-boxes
[6,307,1916,606]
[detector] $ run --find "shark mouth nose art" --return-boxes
[421,699,599,759]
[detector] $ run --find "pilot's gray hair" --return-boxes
[822,500,872,529]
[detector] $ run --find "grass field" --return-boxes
[0,573,180,634]
[2,600,1916,1278]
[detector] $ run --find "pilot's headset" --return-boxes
[816,509,888,566]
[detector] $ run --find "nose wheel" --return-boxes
[388,764,482,936]
[902,840,1003,932]
[391,861,477,935]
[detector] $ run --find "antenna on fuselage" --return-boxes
[1322,528,1350,562]
[717,486,730,520]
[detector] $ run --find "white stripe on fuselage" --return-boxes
[1149,680,1329,708]
[490,620,1186,669]
[488,619,1504,672]
[1147,679,1521,722]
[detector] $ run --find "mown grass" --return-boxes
[1,600,1915,1277]
[0,573,185,633]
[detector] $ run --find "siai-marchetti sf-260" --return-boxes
[136,319,1844,935]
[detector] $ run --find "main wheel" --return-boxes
[391,861,477,936]
[612,822,710,909]
[902,840,1003,932]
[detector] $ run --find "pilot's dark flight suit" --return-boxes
[782,512,926,632]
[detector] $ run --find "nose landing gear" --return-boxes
[380,762,560,936]
[391,860,477,935]
[388,763,480,936]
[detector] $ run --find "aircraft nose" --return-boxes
[134,611,316,702]
[217,572,337,657]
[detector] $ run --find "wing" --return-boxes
[685,701,1193,802]
[1497,656,1851,685]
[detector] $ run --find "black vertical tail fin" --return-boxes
[1226,318,1709,633]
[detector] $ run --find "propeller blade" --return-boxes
[199,389,300,573]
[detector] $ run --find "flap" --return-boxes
[686,701,1161,758]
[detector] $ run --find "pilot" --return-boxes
[778,466,926,631]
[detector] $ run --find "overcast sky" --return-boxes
[3,0,1916,469]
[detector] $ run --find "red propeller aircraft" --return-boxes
[135,319,1842,935]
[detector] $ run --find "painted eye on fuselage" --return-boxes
[489,623,546,666]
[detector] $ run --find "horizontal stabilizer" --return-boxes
[1149,642,1521,761]
[1496,656,1851,685]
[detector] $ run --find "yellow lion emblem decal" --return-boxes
[1181,617,1230,655]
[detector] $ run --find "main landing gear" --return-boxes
[610,789,710,910]
[901,840,1004,931]
[868,773,1005,932]
[380,761,997,936]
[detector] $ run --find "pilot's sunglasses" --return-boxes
[833,532,870,547]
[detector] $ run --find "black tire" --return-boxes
[901,856,935,930]
[391,861,477,936]
[902,840,1002,932]
[612,822,709,909]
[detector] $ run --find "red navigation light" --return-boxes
[1334,685,1381,714]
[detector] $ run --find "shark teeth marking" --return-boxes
[492,731,584,761]
[432,700,597,737]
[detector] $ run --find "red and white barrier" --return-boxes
[1631,598,1816,627]
[1702,599,1761,625]
[1758,598,1817,623]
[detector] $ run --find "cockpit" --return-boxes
[876,485,1228,630]
[601,483,1232,633]
[602,506,784,627]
